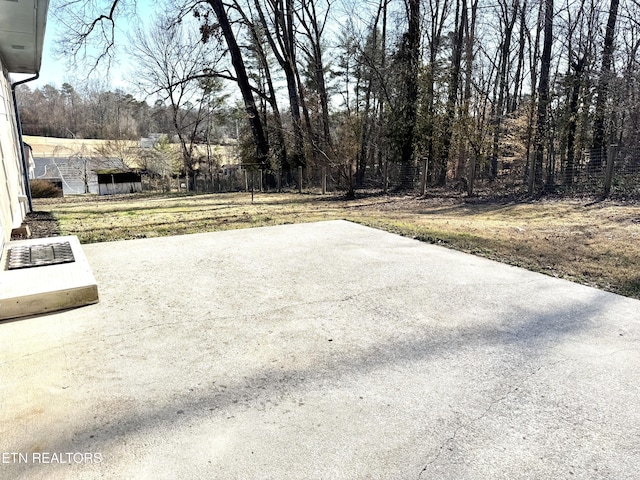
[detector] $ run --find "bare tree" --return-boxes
[437,0,467,186]
[231,2,288,170]
[202,0,270,167]
[251,0,307,170]
[53,0,135,72]
[489,0,519,180]
[591,0,620,164]
[560,0,595,185]
[423,0,450,185]
[131,15,223,190]
[296,0,333,150]
[530,0,554,192]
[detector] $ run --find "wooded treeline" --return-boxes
[17,82,237,143]
[49,0,640,193]
[18,83,162,139]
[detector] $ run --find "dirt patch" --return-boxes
[22,211,60,239]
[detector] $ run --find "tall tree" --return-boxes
[509,0,528,113]
[423,0,450,185]
[253,0,306,170]
[352,5,386,186]
[232,2,288,170]
[436,0,467,186]
[391,0,421,188]
[591,0,620,165]
[459,0,479,190]
[489,0,519,180]
[530,0,554,192]
[205,0,270,167]
[132,15,222,190]
[561,0,594,185]
[296,0,333,150]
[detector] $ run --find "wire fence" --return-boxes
[135,145,640,198]
[565,147,640,197]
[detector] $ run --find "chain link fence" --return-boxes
[566,147,640,197]
[138,144,640,198]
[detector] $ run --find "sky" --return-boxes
[20,0,345,105]
[29,29,84,89]
[25,0,157,91]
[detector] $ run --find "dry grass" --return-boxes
[23,135,235,164]
[33,192,640,299]
[23,135,129,158]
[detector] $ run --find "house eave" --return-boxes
[0,0,50,74]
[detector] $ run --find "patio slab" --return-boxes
[1,220,639,479]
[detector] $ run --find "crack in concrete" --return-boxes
[98,287,391,339]
[0,345,67,367]
[0,289,378,364]
[416,358,571,479]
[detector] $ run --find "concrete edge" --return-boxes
[0,236,99,320]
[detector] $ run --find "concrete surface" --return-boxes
[0,220,638,479]
[0,236,99,320]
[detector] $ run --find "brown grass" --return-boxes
[23,135,128,158]
[23,135,235,164]
[33,192,640,299]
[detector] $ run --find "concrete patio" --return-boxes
[1,220,639,479]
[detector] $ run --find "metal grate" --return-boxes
[7,242,75,270]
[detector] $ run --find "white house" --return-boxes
[1,0,99,320]
[0,0,49,254]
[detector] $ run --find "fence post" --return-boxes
[250,170,254,203]
[244,169,248,192]
[604,144,617,197]
[298,166,303,194]
[420,156,428,196]
[322,167,327,194]
[527,151,535,195]
[383,160,388,194]
[468,155,476,196]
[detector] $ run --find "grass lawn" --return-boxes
[32,191,640,299]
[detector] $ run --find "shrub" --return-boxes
[30,179,63,198]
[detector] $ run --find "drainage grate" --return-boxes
[7,242,75,270]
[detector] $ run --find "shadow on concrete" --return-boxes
[13,281,625,476]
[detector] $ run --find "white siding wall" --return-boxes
[0,58,27,252]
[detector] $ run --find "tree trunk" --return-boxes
[207,0,269,165]
[301,0,332,148]
[510,0,527,113]
[399,0,420,189]
[458,0,478,184]
[530,0,553,193]
[524,0,543,186]
[235,2,288,170]
[437,0,467,186]
[490,0,518,180]
[254,0,305,168]
[592,0,620,166]
[565,56,586,185]
[358,79,373,186]
[425,0,448,185]
[376,0,388,178]
[356,1,386,186]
